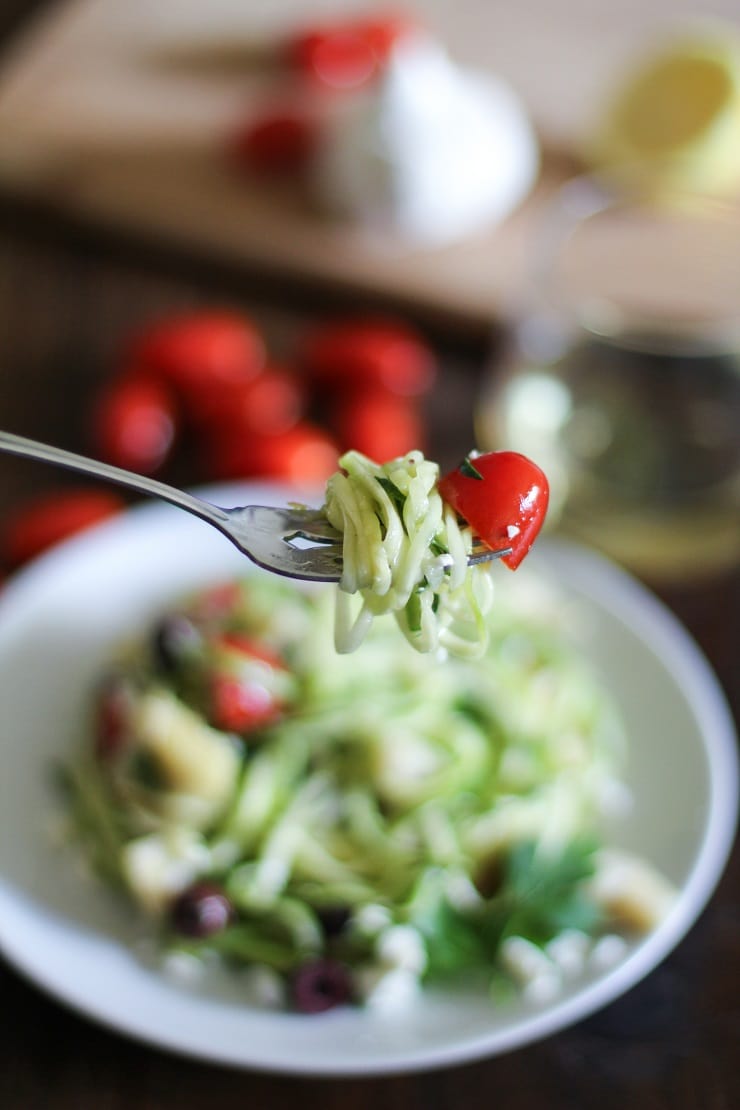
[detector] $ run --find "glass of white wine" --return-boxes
[477,178,740,581]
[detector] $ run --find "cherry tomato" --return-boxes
[94,678,131,762]
[358,13,417,59]
[287,27,378,90]
[286,13,415,89]
[230,109,318,176]
[300,318,436,397]
[196,365,305,437]
[128,311,266,414]
[93,375,177,475]
[330,390,424,462]
[210,634,289,733]
[207,421,340,485]
[190,581,243,622]
[438,451,549,570]
[217,633,285,670]
[2,488,125,569]
[211,673,283,734]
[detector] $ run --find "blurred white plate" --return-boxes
[0,482,736,1075]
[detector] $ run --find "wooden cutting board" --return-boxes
[0,0,733,330]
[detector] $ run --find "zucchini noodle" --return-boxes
[324,450,494,657]
[62,574,676,1015]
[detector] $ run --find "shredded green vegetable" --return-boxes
[324,450,493,656]
[62,572,674,1013]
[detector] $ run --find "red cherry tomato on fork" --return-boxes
[438,451,549,570]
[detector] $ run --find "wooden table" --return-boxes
[0,5,738,1108]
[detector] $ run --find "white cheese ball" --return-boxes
[312,35,539,244]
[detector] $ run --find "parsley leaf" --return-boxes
[460,455,484,480]
[404,582,430,633]
[129,750,168,790]
[406,870,488,974]
[376,477,407,515]
[481,838,602,949]
[406,841,603,984]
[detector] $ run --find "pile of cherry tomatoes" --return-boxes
[0,14,437,578]
[0,309,436,573]
[231,12,417,177]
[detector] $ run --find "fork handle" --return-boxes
[0,430,231,528]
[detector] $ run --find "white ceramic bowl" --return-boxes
[0,483,736,1075]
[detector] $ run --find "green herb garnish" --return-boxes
[481,838,602,948]
[129,750,168,791]
[376,476,408,515]
[459,455,484,480]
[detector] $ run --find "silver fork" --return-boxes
[0,431,511,582]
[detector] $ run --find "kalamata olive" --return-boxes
[152,615,202,672]
[170,881,235,938]
[317,905,352,938]
[290,958,353,1013]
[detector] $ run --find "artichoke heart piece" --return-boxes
[132,689,240,807]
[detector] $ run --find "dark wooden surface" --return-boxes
[0,5,738,1108]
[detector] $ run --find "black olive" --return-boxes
[170,881,234,938]
[290,958,353,1014]
[152,615,202,672]
[317,905,352,938]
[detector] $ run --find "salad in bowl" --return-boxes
[0,470,735,1072]
[62,562,675,1015]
